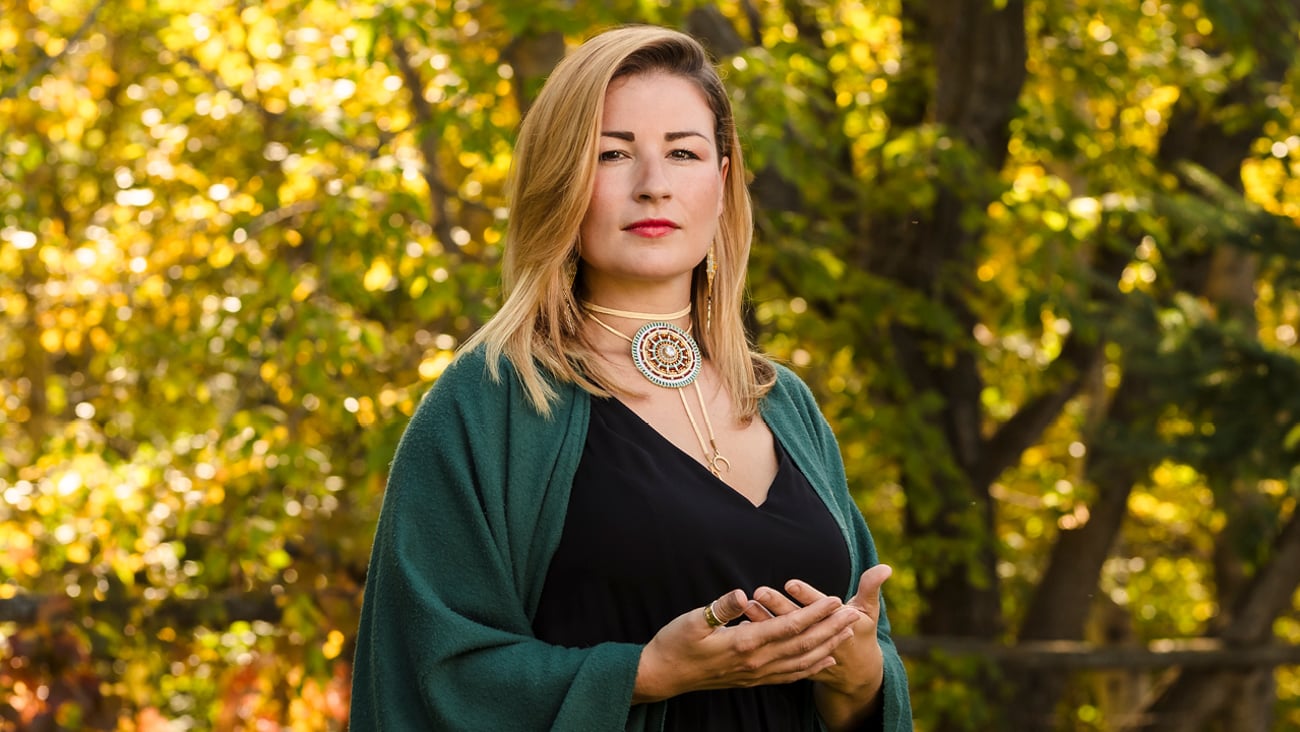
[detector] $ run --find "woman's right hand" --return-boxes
[631,589,861,703]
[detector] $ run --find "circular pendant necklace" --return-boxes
[581,301,730,477]
[631,322,701,389]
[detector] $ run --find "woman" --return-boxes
[350,25,912,731]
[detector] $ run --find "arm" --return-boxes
[816,454,912,732]
[350,354,641,731]
[762,365,914,731]
[756,568,893,731]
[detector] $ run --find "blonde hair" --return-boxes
[460,25,774,418]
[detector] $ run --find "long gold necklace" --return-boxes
[581,301,732,477]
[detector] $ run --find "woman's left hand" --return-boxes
[752,564,892,726]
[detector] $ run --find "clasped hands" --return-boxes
[634,564,891,725]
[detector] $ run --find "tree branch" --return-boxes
[894,635,1300,671]
[974,331,1103,487]
[390,36,457,251]
[0,0,109,102]
[0,592,282,626]
[1218,504,1300,644]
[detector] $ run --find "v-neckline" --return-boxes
[603,397,783,508]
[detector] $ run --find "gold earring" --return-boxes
[706,244,716,335]
[562,299,579,334]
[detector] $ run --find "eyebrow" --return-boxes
[601,130,710,143]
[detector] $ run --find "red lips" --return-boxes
[625,219,679,237]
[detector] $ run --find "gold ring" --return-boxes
[703,601,724,628]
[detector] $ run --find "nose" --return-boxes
[634,158,671,201]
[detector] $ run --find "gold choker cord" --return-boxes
[584,309,731,478]
[580,301,693,321]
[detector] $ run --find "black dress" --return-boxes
[532,396,852,731]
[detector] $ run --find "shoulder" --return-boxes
[398,348,518,445]
[391,345,586,481]
[419,345,541,408]
[412,345,582,429]
[405,347,505,423]
[446,345,521,394]
[761,361,841,457]
[763,361,822,418]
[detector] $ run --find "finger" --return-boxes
[762,654,839,687]
[848,564,893,618]
[760,621,856,680]
[706,652,839,691]
[743,595,854,650]
[708,589,749,626]
[753,586,802,616]
[783,578,831,607]
[741,600,775,623]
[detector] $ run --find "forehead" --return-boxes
[601,72,715,131]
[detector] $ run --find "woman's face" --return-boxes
[578,72,729,301]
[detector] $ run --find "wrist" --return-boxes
[814,671,884,730]
[632,642,676,704]
[824,669,881,698]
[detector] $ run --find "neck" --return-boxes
[580,301,695,362]
[581,300,692,322]
[580,275,694,319]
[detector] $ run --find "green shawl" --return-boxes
[350,348,912,730]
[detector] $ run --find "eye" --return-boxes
[669,149,702,161]
[598,149,628,162]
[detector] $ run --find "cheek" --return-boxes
[694,177,725,218]
[582,177,618,226]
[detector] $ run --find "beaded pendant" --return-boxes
[631,322,701,389]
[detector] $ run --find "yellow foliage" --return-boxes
[66,541,91,564]
[40,328,63,353]
[322,629,345,660]
[0,1,1297,728]
[418,350,455,381]
[363,258,394,292]
[291,277,317,301]
[63,329,84,354]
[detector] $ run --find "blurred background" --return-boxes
[3,0,1300,729]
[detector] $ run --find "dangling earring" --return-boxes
[705,244,716,335]
[562,299,579,334]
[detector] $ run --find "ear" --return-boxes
[717,155,730,214]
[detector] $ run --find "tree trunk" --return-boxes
[502,30,565,117]
[1008,371,1151,729]
[1203,233,1272,731]
[1008,0,1296,716]
[886,0,1027,627]
[1132,511,1300,730]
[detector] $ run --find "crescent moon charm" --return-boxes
[707,453,732,477]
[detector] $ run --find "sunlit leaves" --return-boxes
[0,0,533,726]
[5,0,1300,729]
